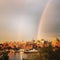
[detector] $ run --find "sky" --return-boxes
[0,0,48,42]
[37,0,60,41]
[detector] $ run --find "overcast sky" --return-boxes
[0,0,48,42]
[37,0,60,41]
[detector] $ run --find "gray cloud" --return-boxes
[0,0,48,42]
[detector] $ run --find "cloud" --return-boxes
[0,0,48,41]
